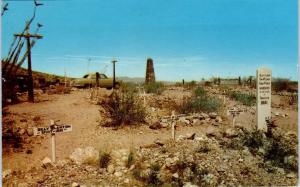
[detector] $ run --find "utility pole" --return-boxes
[96,72,100,87]
[111,59,117,89]
[14,23,42,102]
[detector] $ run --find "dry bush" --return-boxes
[2,83,19,105]
[281,94,298,106]
[132,162,162,186]
[229,91,255,106]
[99,151,111,168]
[176,87,221,113]
[224,127,298,172]
[144,82,165,95]
[101,89,147,127]
[272,78,290,92]
[147,163,162,185]
[185,80,197,89]
[120,82,139,92]
[126,151,135,168]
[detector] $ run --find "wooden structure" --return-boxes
[2,5,43,103]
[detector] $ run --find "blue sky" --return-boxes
[2,0,298,81]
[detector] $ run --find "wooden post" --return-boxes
[14,23,42,103]
[33,121,72,163]
[96,72,100,88]
[51,133,56,162]
[26,27,34,102]
[50,120,56,163]
[232,114,236,127]
[111,59,117,89]
[171,122,175,140]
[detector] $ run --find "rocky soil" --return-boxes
[2,86,298,186]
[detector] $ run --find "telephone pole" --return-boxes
[111,59,117,89]
[14,23,42,102]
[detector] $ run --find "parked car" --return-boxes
[72,73,120,89]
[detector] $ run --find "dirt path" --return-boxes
[3,90,99,171]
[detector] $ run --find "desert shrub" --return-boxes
[288,94,298,105]
[126,151,135,168]
[229,91,255,106]
[102,90,147,127]
[132,168,142,181]
[194,87,206,97]
[185,80,197,89]
[132,162,162,186]
[185,164,210,186]
[283,94,298,106]
[120,82,138,93]
[144,82,165,95]
[147,163,162,185]
[175,82,183,87]
[177,87,221,113]
[132,162,143,180]
[174,159,189,174]
[196,143,211,153]
[263,133,298,171]
[204,81,212,87]
[99,151,111,168]
[272,78,290,92]
[226,127,298,172]
[243,130,266,150]
[218,85,231,94]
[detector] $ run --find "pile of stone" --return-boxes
[5,127,298,186]
[277,92,298,96]
[149,112,223,130]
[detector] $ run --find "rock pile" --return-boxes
[4,127,298,186]
[150,112,223,129]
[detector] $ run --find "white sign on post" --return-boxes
[256,67,272,131]
[227,108,242,126]
[33,124,72,136]
[33,120,72,162]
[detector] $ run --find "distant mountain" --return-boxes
[117,76,175,85]
[117,76,145,84]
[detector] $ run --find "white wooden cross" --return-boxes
[227,108,243,127]
[33,120,72,162]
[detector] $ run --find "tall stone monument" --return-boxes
[256,67,272,131]
[145,58,155,84]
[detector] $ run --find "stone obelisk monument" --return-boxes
[145,58,155,84]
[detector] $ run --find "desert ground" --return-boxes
[2,84,298,186]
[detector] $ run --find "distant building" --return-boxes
[219,78,239,85]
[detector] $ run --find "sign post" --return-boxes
[34,120,72,162]
[50,120,56,163]
[171,122,176,140]
[228,108,242,127]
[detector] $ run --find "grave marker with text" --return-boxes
[256,67,272,131]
